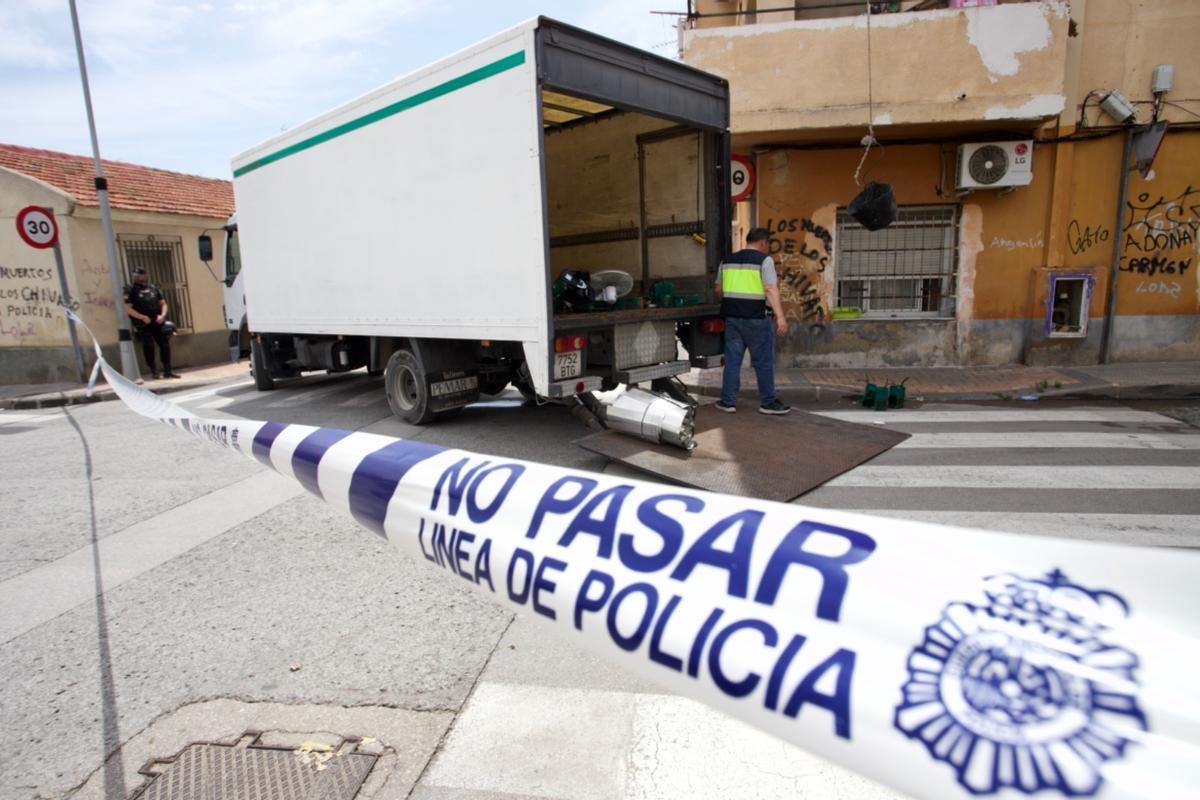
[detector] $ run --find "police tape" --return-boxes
[77,320,1198,799]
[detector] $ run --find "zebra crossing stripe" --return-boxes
[71,309,1200,800]
[815,409,1184,424]
[832,511,1200,548]
[897,431,1200,449]
[827,465,1200,490]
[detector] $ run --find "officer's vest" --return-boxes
[719,248,768,318]
[127,285,162,318]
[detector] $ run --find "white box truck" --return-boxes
[201,17,730,427]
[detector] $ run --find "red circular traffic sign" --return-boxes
[16,206,59,249]
[730,154,755,203]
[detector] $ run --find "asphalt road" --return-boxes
[1,371,1196,799]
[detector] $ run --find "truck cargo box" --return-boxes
[227,17,730,418]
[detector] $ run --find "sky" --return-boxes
[0,0,689,179]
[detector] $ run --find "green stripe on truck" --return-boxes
[233,50,527,178]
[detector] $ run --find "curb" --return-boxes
[685,383,822,404]
[1042,384,1200,402]
[0,379,223,411]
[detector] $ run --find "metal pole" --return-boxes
[51,240,87,383]
[1099,126,1135,364]
[68,0,141,381]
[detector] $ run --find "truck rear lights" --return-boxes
[555,335,586,353]
[701,319,725,334]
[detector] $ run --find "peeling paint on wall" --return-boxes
[956,205,984,356]
[965,3,1060,81]
[984,94,1065,120]
[755,203,840,352]
[684,8,925,41]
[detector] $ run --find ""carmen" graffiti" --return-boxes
[1120,187,1199,277]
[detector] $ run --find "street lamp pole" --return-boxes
[68,0,140,381]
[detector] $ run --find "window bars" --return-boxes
[118,236,194,332]
[835,206,959,318]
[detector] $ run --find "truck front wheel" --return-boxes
[385,349,436,424]
[250,337,276,391]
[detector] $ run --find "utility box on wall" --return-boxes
[1047,273,1095,338]
[1026,267,1104,366]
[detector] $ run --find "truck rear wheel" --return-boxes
[250,337,276,391]
[385,349,436,424]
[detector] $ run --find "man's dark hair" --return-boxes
[745,227,771,243]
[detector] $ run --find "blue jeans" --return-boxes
[720,316,777,406]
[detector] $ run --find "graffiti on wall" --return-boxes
[1067,220,1109,255]
[762,216,835,348]
[990,233,1044,251]
[762,217,832,271]
[0,260,114,345]
[777,264,835,350]
[0,264,75,345]
[76,259,116,311]
[779,266,826,324]
[1119,186,1199,303]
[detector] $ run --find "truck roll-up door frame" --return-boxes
[534,17,728,133]
[533,17,731,391]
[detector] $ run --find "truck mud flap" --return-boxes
[427,370,480,412]
[574,404,909,503]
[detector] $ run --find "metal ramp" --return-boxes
[576,404,909,502]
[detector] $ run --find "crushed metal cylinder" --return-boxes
[600,387,696,451]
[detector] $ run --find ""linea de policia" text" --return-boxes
[414,456,876,740]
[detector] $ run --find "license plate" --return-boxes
[553,351,582,381]
[430,375,478,398]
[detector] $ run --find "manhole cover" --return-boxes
[133,734,377,800]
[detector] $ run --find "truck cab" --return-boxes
[217,215,246,360]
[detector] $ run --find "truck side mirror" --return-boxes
[198,234,213,263]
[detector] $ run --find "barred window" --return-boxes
[118,236,193,332]
[835,206,959,318]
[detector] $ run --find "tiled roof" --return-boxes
[0,143,233,219]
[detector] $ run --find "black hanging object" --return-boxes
[848,181,897,231]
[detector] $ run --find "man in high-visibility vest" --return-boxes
[714,228,790,415]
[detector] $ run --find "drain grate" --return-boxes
[132,733,378,800]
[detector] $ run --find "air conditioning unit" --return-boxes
[956,141,1034,190]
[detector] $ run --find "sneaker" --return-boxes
[714,401,737,413]
[163,371,182,379]
[759,400,791,415]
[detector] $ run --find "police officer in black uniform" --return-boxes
[124,267,179,379]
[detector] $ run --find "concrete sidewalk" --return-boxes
[681,359,1200,404]
[2,357,1197,411]
[0,359,251,410]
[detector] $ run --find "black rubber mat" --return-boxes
[576,405,909,502]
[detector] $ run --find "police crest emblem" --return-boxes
[894,569,1146,796]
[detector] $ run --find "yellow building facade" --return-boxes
[683,0,1199,366]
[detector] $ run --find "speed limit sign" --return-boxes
[730,154,755,203]
[16,206,59,249]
